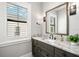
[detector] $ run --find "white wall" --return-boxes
[0,3,7,42]
[69,3,79,35]
[30,2,43,36]
[42,2,64,17]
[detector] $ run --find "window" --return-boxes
[18,7,27,19]
[7,3,27,39]
[7,3,27,21]
[8,21,27,39]
[7,3,17,16]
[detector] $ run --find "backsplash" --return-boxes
[32,34,42,37]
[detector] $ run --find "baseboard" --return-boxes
[20,52,32,57]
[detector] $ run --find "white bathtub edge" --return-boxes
[0,38,31,48]
[20,52,32,57]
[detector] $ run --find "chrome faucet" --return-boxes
[49,34,53,39]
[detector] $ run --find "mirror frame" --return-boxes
[45,2,69,35]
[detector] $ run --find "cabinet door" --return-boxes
[55,48,65,57]
[33,46,46,57]
[32,39,38,46]
[65,51,79,57]
[32,39,44,57]
[32,39,36,56]
[33,46,38,57]
[35,40,55,57]
[38,48,50,57]
[39,41,55,56]
[32,39,39,56]
[35,46,52,57]
[32,39,54,57]
[46,44,55,56]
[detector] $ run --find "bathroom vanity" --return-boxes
[32,2,79,57]
[32,37,79,57]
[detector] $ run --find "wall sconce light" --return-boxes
[43,17,46,22]
[36,19,42,25]
[36,22,40,25]
[70,2,76,16]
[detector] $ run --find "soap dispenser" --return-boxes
[60,35,64,41]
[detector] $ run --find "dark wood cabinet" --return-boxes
[55,48,65,57]
[55,47,79,57]
[32,39,55,57]
[32,38,79,57]
[65,51,79,57]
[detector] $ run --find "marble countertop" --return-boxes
[32,37,79,56]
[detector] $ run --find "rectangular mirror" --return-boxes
[46,3,69,35]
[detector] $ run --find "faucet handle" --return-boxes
[49,34,53,39]
[54,37,56,40]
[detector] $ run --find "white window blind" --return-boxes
[19,23,27,38]
[8,21,27,39]
[7,3,27,39]
[8,21,17,38]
